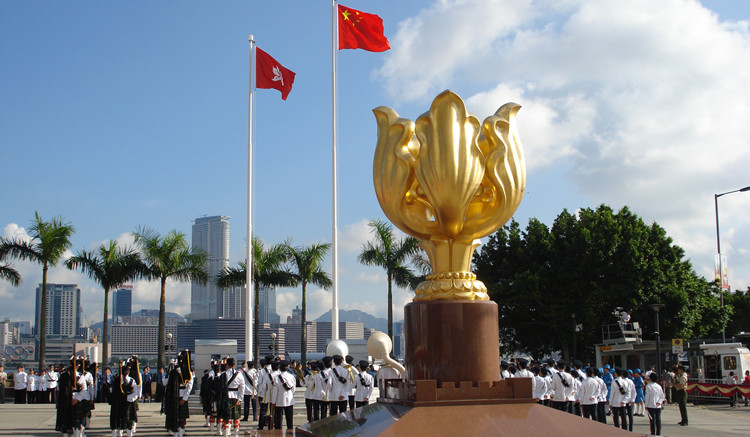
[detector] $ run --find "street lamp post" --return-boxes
[270,332,277,356]
[166,332,173,364]
[714,186,750,343]
[649,303,665,380]
[571,313,577,361]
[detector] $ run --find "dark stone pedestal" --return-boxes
[405,300,500,383]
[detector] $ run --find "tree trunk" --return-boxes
[158,277,167,369]
[102,287,110,366]
[387,272,393,342]
[301,282,307,367]
[38,264,49,370]
[254,282,260,366]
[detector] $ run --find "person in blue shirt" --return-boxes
[142,365,153,403]
[602,365,613,415]
[633,369,645,416]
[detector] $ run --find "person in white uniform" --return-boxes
[354,361,374,408]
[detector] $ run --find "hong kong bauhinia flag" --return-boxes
[256,47,296,100]
[338,4,390,52]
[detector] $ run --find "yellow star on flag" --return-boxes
[342,9,351,21]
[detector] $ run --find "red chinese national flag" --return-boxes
[338,4,390,52]
[255,47,296,100]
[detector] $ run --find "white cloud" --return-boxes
[378,0,750,291]
[338,219,372,253]
[353,272,385,284]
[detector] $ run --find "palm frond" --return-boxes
[0,264,21,286]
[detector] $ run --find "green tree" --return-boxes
[0,263,21,286]
[133,227,207,368]
[474,205,721,362]
[288,242,332,366]
[216,236,295,365]
[0,212,74,369]
[357,219,420,342]
[725,287,750,337]
[65,241,146,366]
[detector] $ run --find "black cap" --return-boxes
[270,361,280,370]
[264,355,274,363]
[359,360,369,370]
[517,358,529,367]
[346,355,354,364]
[546,359,555,366]
[322,356,333,363]
[309,362,319,371]
[500,360,509,368]
[332,354,343,361]
[557,361,566,368]
[279,360,289,367]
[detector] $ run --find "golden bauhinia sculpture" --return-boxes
[373,90,526,301]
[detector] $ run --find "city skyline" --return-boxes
[2,1,750,328]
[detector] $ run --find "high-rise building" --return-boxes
[112,286,133,323]
[219,285,245,320]
[34,283,82,338]
[287,306,303,324]
[190,215,230,320]
[258,286,279,324]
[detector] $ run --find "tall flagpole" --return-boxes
[331,0,340,341]
[246,34,255,362]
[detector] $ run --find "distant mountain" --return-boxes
[315,309,390,333]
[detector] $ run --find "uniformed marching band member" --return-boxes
[571,367,583,416]
[579,367,600,421]
[500,361,512,380]
[257,356,279,431]
[274,360,296,429]
[515,358,533,378]
[70,357,90,437]
[551,361,573,412]
[164,350,194,437]
[83,359,97,433]
[108,360,137,437]
[313,358,332,419]
[48,364,60,404]
[344,355,357,410]
[354,360,374,408]
[594,368,608,424]
[200,368,214,428]
[329,355,350,415]
[304,361,318,422]
[221,357,245,437]
[531,366,547,403]
[240,361,257,422]
[55,359,75,437]
[609,367,631,430]
[624,369,636,431]
[204,360,221,431]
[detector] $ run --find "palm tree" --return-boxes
[65,241,146,366]
[0,212,74,369]
[133,227,208,368]
[216,236,296,365]
[0,263,21,286]
[287,242,332,366]
[357,219,420,342]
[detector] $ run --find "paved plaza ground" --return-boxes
[0,393,748,436]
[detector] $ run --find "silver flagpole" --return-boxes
[246,34,255,362]
[331,0,340,341]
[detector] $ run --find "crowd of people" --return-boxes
[197,353,376,435]
[7,351,749,436]
[502,358,674,436]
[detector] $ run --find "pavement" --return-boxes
[0,394,748,436]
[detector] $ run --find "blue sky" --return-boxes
[2,0,749,328]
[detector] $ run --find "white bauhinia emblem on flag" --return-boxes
[272,66,284,86]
